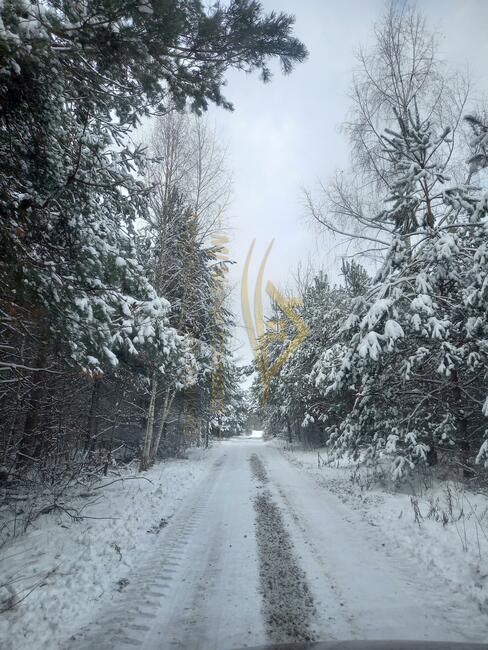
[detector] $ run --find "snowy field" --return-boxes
[1,436,488,649]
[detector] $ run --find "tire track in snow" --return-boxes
[273,481,360,637]
[250,453,317,644]
[249,452,268,484]
[64,458,222,650]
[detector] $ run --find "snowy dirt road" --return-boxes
[66,438,487,649]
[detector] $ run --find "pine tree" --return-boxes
[325,107,487,478]
[0,0,306,478]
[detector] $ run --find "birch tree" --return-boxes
[304,1,469,260]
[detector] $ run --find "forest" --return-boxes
[0,0,305,533]
[3,2,488,648]
[2,0,488,533]
[254,3,488,484]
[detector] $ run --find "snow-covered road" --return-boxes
[67,438,486,649]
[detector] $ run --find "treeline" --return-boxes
[255,4,488,480]
[0,0,306,499]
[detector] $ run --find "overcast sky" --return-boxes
[205,0,488,366]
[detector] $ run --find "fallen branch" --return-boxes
[37,503,118,522]
[92,475,153,490]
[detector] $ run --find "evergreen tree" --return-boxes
[0,0,306,477]
[325,108,487,478]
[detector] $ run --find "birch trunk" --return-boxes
[140,370,158,471]
[150,387,175,463]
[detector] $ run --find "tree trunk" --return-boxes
[204,417,210,448]
[17,342,47,464]
[85,379,101,453]
[140,370,158,471]
[286,416,293,444]
[452,370,472,478]
[150,388,174,463]
[459,417,472,479]
[426,435,438,466]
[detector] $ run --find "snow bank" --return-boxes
[0,448,214,649]
[279,443,488,616]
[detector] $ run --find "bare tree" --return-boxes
[305,1,470,259]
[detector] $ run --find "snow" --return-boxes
[477,439,488,466]
[279,441,488,637]
[384,318,404,341]
[102,346,119,366]
[410,293,434,314]
[0,449,214,650]
[360,298,392,331]
[137,2,154,14]
[114,256,126,268]
[2,438,488,649]
[358,331,383,360]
